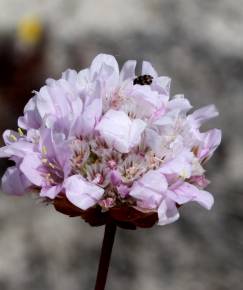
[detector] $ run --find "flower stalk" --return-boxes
[94,222,117,290]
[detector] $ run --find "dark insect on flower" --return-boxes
[133,74,153,85]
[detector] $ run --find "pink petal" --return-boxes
[1,166,31,195]
[158,198,180,225]
[198,129,222,161]
[169,182,214,209]
[40,185,62,199]
[20,154,43,186]
[0,141,35,158]
[130,170,168,208]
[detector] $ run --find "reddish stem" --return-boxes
[94,222,117,290]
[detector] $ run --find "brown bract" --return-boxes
[53,196,158,230]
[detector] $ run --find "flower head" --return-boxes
[0,54,221,228]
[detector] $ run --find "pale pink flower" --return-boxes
[0,53,221,227]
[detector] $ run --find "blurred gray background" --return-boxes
[0,1,242,290]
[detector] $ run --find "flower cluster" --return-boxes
[0,54,221,227]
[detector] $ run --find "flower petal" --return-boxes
[168,95,192,113]
[96,109,146,153]
[20,154,43,186]
[0,141,35,158]
[40,185,62,199]
[142,61,158,78]
[3,130,21,145]
[120,60,136,81]
[64,175,104,210]
[130,170,168,208]
[90,53,119,85]
[152,76,171,95]
[129,118,147,148]
[198,129,222,161]
[188,104,219,128]
[158,150,194,178]
[61,69,78,83]
[168,182,214,209]
[194,189,214,210]
[157,198,180,225]
[1,166,31,195]
[18,97,42,129]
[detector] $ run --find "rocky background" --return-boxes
[0,1,242,290]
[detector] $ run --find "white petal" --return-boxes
[120,60,136,81]
[193,189,214,210]
[142,61,158,78]
[96,110,146,153]
[158,150,194,177]
[154,76,171,95]
[138,170,168,192]
[36,86,55,118]
[64,175,104,210]
[157,198,180,226]
[61,69,78,83]
[129,119,146,148]
[90,54,119,82]
[188,104,219,127]
[96,110,130,152]
[168,95,192,112]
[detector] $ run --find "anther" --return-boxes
[42,145,47,155]
[18,128,24,136]
[9,135,17,142]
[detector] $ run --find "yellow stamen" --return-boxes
[18,128,24,136]
[42,145,47,155]
[41,158,48,164]
[10,135,17,142]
